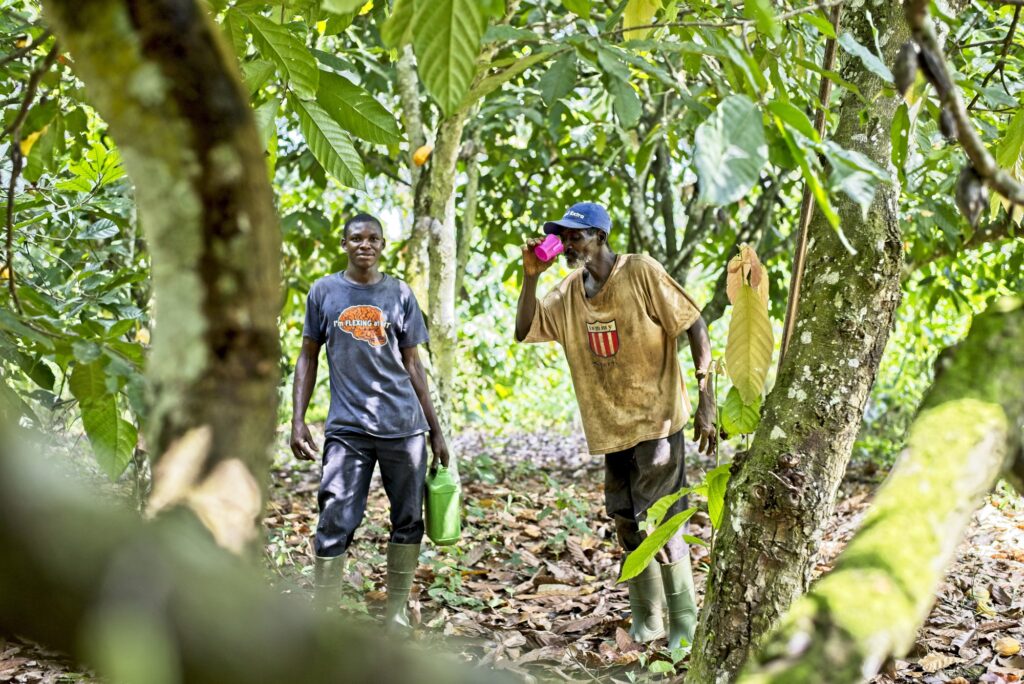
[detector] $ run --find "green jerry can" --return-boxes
[425,465,461,546]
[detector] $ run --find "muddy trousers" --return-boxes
[314,433,428,558]
[604,429,689,563]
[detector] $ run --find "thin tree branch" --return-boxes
[0,29,51,69]
[5,143,23,314]
[2,43,57,315]
[0,43,58,140]
[966,6,1020,110]
[902,212,1020,279]
[908,0,1024,205]
[778,3,842,367]
[602,0,846,37]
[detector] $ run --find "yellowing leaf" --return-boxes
[20,127,46,156]
[135,327,151,345]
[623,0,661,40]
[725,283,774,404]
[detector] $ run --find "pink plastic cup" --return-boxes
[534,233,564,262]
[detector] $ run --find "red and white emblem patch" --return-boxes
[587,320,619,357]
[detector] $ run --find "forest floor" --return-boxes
[2,429,1023,683]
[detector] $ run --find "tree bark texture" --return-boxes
[416,113,467,433]
[42,0,281,492]
[0,438,510,684]
[686,6,908,682]
[738,300,1024,683]
[396,46,431,306]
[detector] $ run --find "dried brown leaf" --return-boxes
[919,651,962,673]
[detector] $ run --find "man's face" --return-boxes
[342,221,385,268]
[560,228,602,268]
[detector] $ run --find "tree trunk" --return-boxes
[396,46,431,307]
[738,300,1024,683]
[686,6,908,682]
[415,112,468,430]
[454,134,481,300]
[42,0,280,517]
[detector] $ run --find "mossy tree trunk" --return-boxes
[0,431,507,684]
[413,112,468,433]
[42,0,281,534]
[686,5,908,682]
[737,300,1024,684]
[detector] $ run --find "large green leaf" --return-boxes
[412,0,488,115]
[561,0,591,18]
[743,0,780,41]
[253,98,279,151]
[774,118,840,229]
[460,48,558,108]
[703,464,731,530]
[725,282,773,405]
[248,14,319,99]
[608,77,641,129]
[641,485,692,533]
[316,70,402,145]
[721,386,761,435]
[766,101,818,142]
[293,97,364,187]
[618,508,697,582]
[70,361,135,481]
[891,102,910,183]
[694,95,767,206]
[321,0,364,13]
[837,32,893,84]
[381,0,415,48]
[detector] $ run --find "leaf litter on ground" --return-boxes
[5,429,1023,683]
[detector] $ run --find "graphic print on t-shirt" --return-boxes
[587,320,619,357]
[336,305,390,347]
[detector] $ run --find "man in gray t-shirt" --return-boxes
[291,213,449,631]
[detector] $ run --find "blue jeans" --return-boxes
[314,433,428,558]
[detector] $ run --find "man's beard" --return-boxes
[565,251,589,268]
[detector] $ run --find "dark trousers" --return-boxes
[314,433,428,558]
[604,429,689,564]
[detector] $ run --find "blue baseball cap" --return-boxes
[543,202,612,235]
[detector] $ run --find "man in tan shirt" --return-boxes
[514,202,716,649]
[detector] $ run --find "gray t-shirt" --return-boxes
[302,273,430,439]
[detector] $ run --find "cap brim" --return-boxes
[543,218,591,234]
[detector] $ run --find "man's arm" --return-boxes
[400,345,450,470]
[515,237,554,342]
[686,316,717,456]
[290,337,322,461]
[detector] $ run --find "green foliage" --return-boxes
[412,0,488,115]
[70,360,136,480]
[292,96,365,187]
[247,14,319,98]
[316,70,403,145]
[3,0,1023,493]
[694,95,768,206]
[620,464,730,582]
[722,387,760,435]
[693,464,731,530]
[618,507,696,582]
